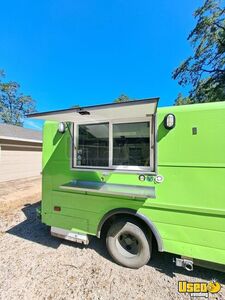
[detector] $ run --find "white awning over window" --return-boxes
[28,98,159,123]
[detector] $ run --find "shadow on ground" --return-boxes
[7,202,225,283]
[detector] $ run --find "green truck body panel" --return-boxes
[41,101,225,265]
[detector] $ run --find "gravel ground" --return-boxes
[0,178,224,300]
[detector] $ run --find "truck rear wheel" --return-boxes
[106,219,152,269]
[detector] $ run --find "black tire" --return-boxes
[106,218,152,269]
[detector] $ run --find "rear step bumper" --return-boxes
[51,226,89,245]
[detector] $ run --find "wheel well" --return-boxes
[98,210,163,252]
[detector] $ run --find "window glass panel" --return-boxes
[113,122,150,166]
[77,123,109,167]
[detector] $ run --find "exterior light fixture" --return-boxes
[155,175,164,183]
[58,122,66,133]
[164,113,176,129]
[139,174,146,181]
[78,110,90,115]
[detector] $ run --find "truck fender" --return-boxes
[97,208,164,252]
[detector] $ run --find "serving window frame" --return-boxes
[71,115,157,174]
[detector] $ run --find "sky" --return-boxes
[0,0,203,130]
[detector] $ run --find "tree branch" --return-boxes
[218,39,225,47]
[201,68,225,73]
[214,22,225,31]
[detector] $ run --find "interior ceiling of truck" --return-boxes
[28,98,159,123]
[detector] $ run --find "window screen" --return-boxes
[113,122,150,166]
[77,123,109,167]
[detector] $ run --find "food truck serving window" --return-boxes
[73,119,154,172]
[113,122,150,167]
[27,98,158,172]
[77,123,109,167]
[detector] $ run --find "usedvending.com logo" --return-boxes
[178,280,221,298]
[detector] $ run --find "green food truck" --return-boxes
[29,98,225,270]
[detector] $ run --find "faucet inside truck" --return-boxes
[28,98,225,270]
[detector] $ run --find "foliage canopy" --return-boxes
[173,0,225,105]
[114,94,132,103]
[0,70,35,126]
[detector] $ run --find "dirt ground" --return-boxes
[0,177,224,300]
[0,177,41,214]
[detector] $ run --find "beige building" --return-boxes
[0,124,42,182]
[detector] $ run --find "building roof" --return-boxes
[0,124,42,143]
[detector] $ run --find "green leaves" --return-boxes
[174,93,192,106]
[173,0,225,104]
[0,70,36,126]
[114,94,132,103]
